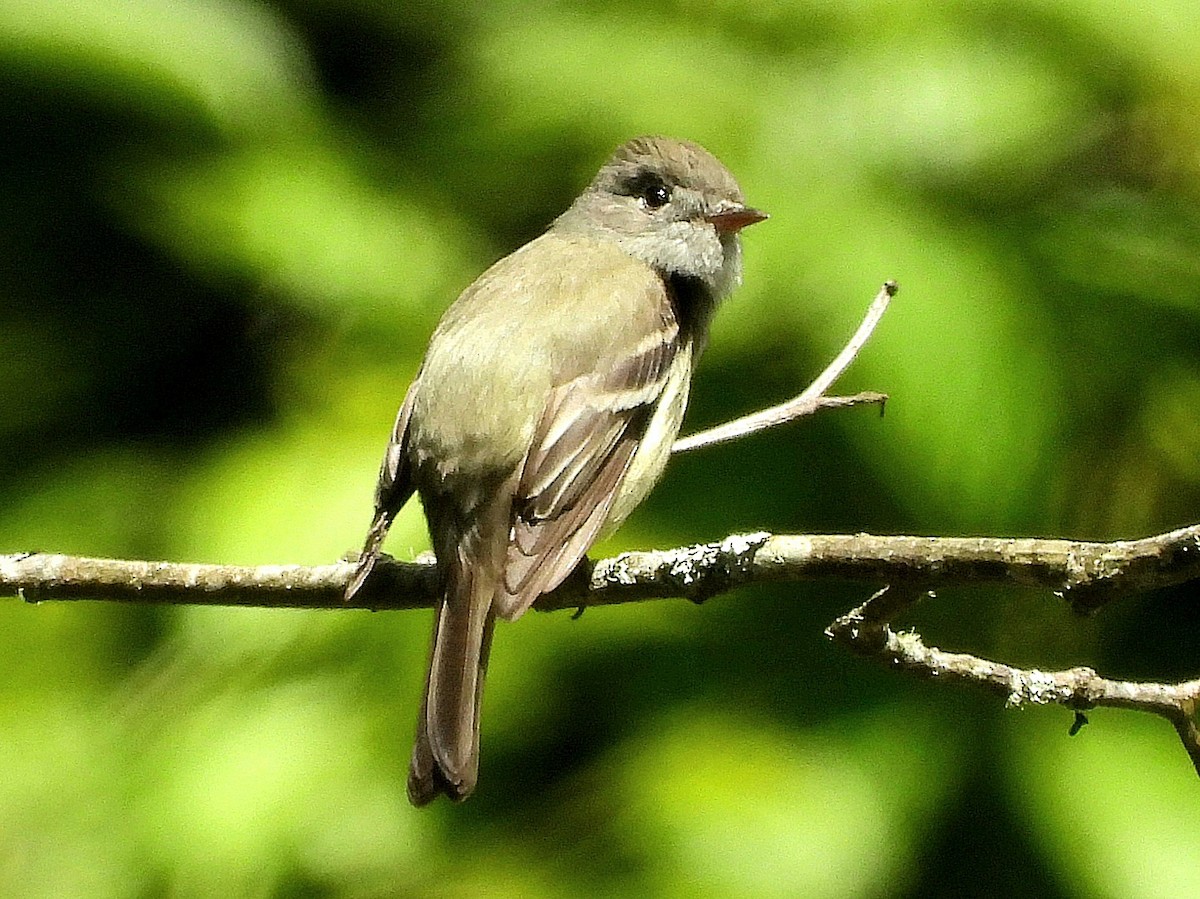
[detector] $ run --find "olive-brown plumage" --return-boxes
[346,136,765,804]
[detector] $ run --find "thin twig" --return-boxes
[826,586,1200,777]
[673,280,895,453]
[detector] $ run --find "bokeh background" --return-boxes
[2,1,1199,896]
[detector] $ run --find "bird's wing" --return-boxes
[495,319,680,620]
[344,379,420,601]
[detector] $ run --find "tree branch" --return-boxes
[5,524,1200,612]
[5,527,1200,775]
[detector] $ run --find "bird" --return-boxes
[345,135,766,804]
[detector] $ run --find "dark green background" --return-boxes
[1,1,1198,896]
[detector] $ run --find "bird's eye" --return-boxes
[617,171,673,210]
[642,181,671,209]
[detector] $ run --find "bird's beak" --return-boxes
[705,205,769,234]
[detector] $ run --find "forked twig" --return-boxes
[673,280,895,453]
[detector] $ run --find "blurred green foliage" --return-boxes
[1,1,1199,896]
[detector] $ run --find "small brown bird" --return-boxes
[346,136,766,804]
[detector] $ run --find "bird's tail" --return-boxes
[408,560,497,805]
